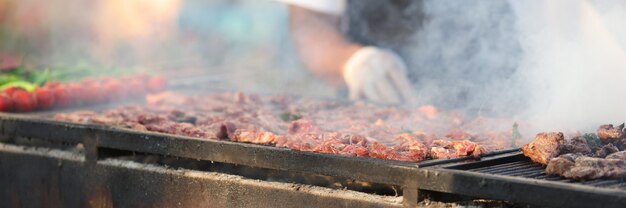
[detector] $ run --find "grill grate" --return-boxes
[465,159,626,190]
[419,152,626,208]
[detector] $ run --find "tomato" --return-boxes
[85,81,104,103]
[52,85,72,107]
[101,78,122,100]
[12,90,36,112]
[3,86,23,96]
[80,77,96,85]
[65,83,83,105]
[43,81,61,89]
[147,76,167,92]
[127,77,147,96]
[134,73,150,82]
[34,87,55,109]
[0,93,13,112]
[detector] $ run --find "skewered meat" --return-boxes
[522,132,565,165]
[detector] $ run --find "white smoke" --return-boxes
[510,0,626,132]
[405,0,626,133]
[405,1,523,116]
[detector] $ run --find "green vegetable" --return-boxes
[28,68,50,85]
[0,74,22,86]
[0,81,38,92]
[583,133,602,152]
[5,66,26,76]
[280,112,302,122]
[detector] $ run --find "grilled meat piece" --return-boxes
[559,136,592,155]
[429,139,484,159]
[547,151,626,180]
[287,119,319,134]
[54,111,97,123]
[369,142,400,160]
[597,123,624,141]
[562,156,626,180]
[522,132,565,165]
[546,153,581,176]
[595,143,620,158]
[341,144,370,157]
[606,151,626,160]
[232,130,281,144]
[429,147,456,159]
[54,92,518,163]
[526,124,626,180]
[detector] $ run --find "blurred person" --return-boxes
[278,0,521,111]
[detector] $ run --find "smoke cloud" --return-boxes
[510,0,626,132]
[402,0,626,133]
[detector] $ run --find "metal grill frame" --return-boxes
[0,113,518,206]
[417,151,626,208]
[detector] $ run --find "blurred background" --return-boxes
[0,0,336,97]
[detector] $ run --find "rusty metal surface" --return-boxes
[0,112,519,207]
[417,151,626,208]
[0,113,514,188]
[0,143,402,208]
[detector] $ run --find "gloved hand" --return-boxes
[342,47,417,104]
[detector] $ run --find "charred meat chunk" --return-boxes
[546,153,581,176]
[429,139,484,159]
[606,151,626,160]
[597,123,624,141]
[559,136,592,155]
[595,143,620,158]
[581,133,602,152]
[522,132,565,165]
[53,92,519,163]
[562,156,626,180]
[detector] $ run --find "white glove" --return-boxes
[342,47,417,104]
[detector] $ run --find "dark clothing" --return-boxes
[342,0,425,52]
[341,0,524,115]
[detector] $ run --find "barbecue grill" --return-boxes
[0,110,505,207]
[418,151,626,208]
[1,109,625,207]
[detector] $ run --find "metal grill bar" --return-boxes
[469,161,528,172]
[584,179,623,187]
[463,154,626,190]
[418,151,626,208]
